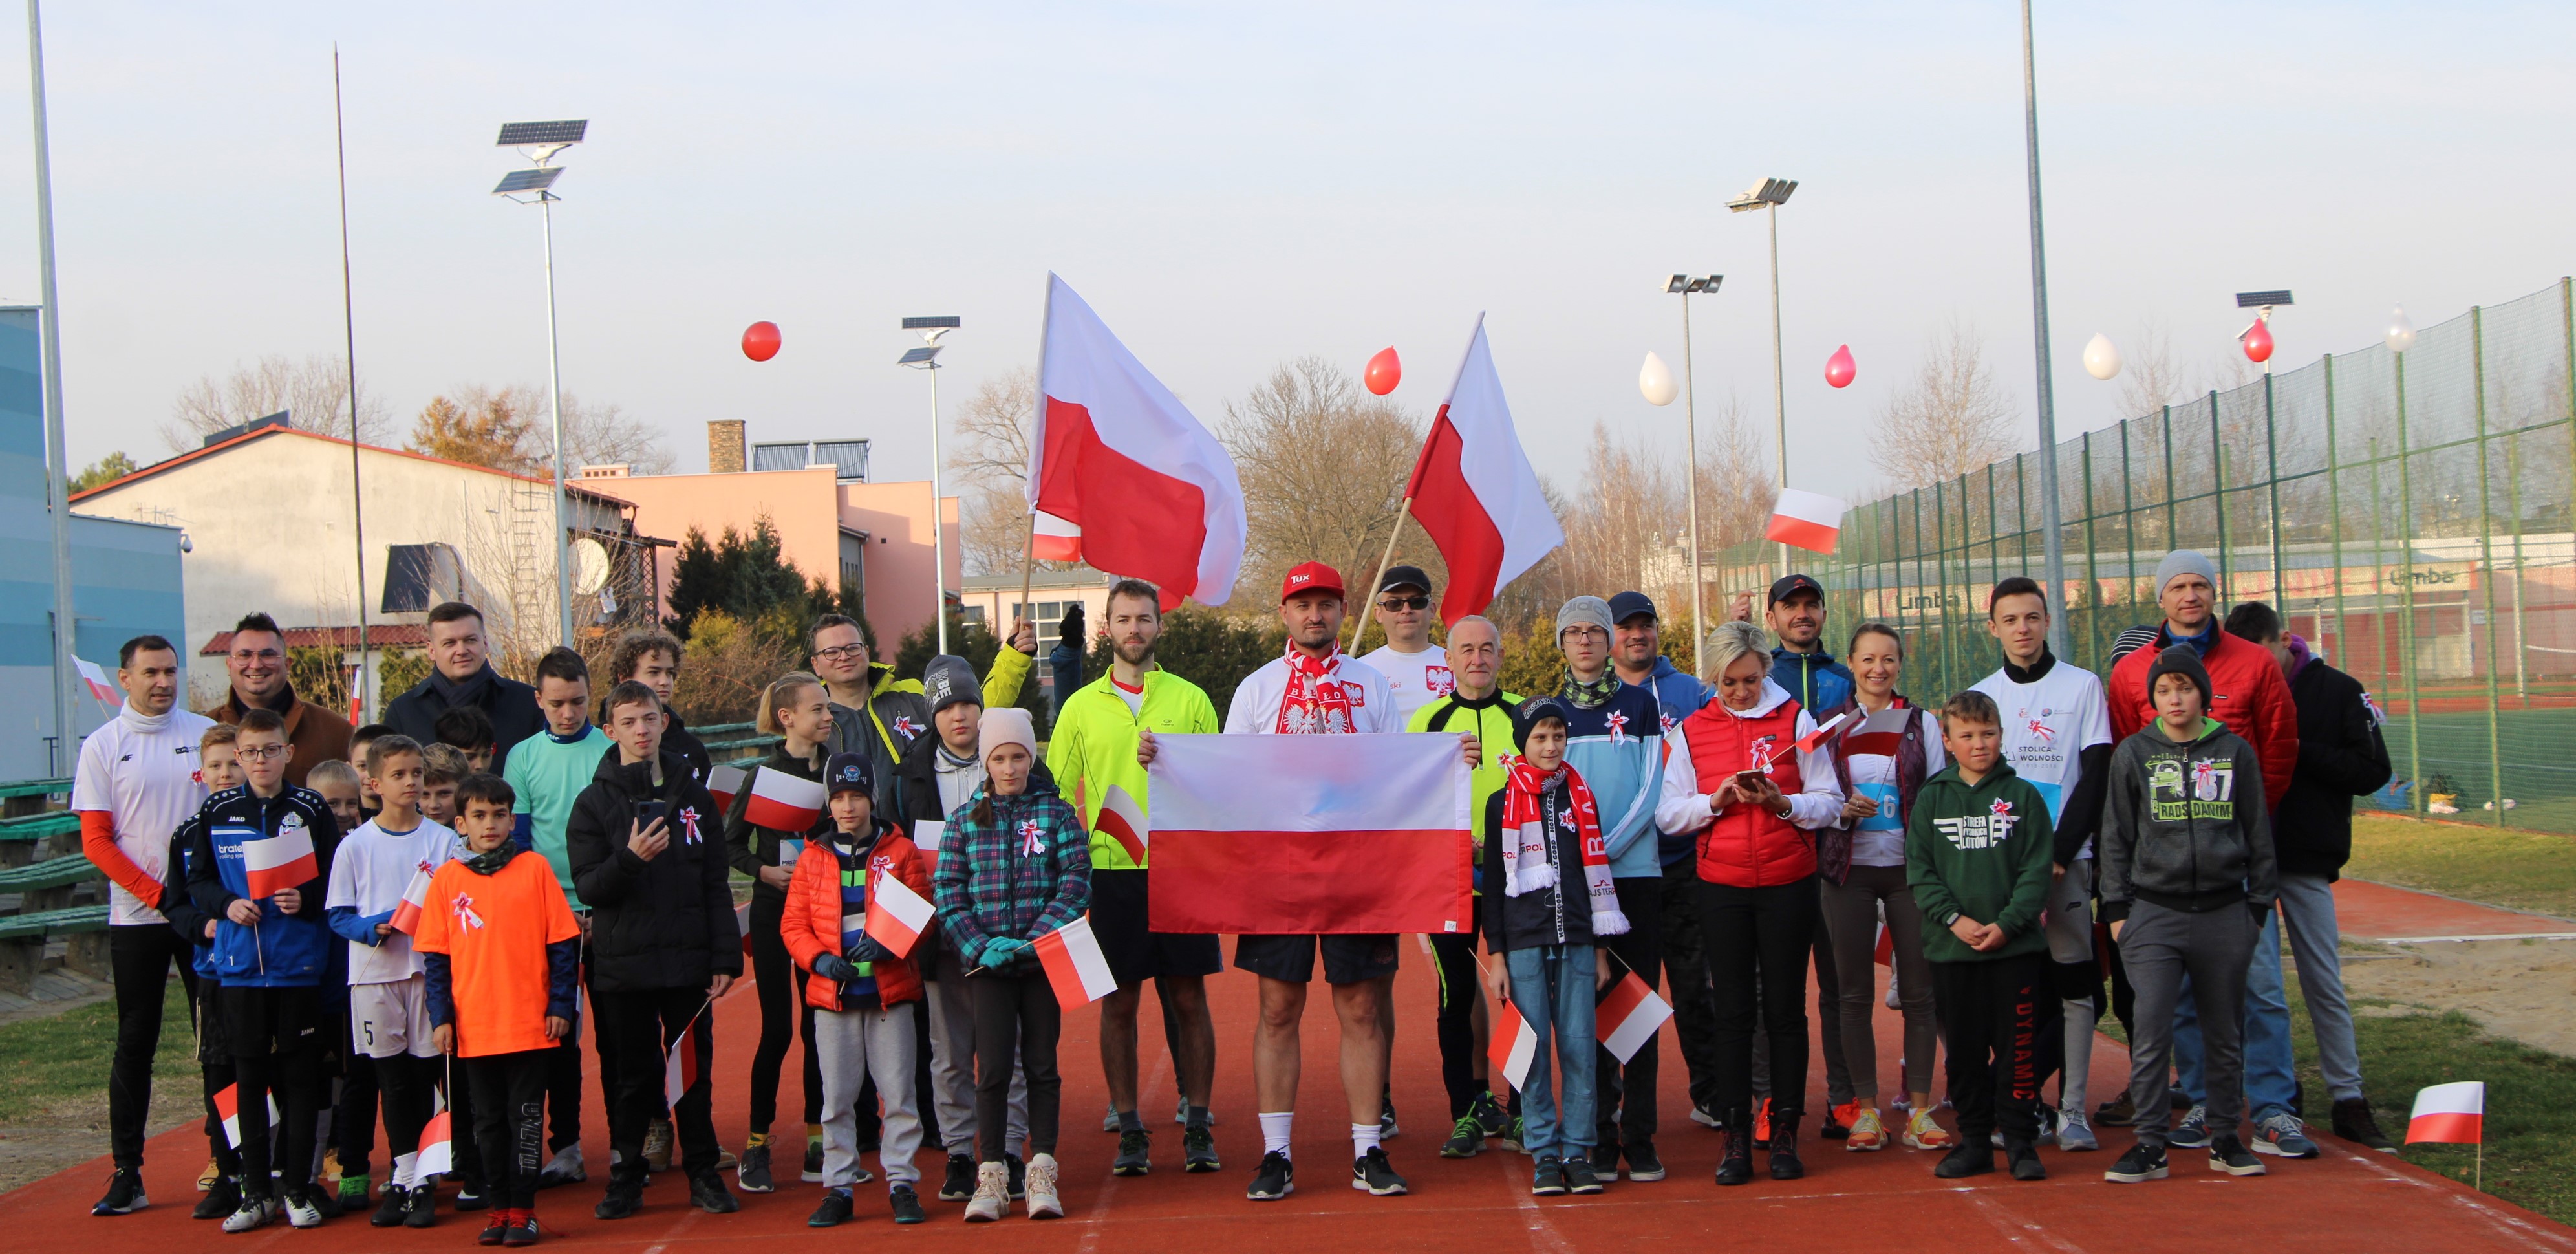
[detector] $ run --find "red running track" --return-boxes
[4,931,2570,1253]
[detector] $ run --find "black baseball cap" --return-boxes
[1768,574,1825,607]
[1607,590,1657,625]
[1378,564,1432,595]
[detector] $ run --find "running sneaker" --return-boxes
[2057,1110,2100,1151]
[1532,1155,1567,1196]
[2252,1110,2319,1159]
[715,1147,738,1171]
[2167,1104,2213,1149]
[1991,1106,2059,1149]
[405,1181,438,1227]
[1025,1153,1064,1219]
[2332,1097,2397,1152]
[1844,1106,1889,1152]
[1184,1126,1221,1173]
[455,1184,491,1212]
[195,1174,241,1220]
[283,1187,327,1229]
[2103,1141,2169,1184]
[1933,1143,1995,1179]
[502,1210,539,1247]
[339,1172,371,1206]
[1470,1091,1509,1139]
[735,1141,773,1193]
[2208,1134,2267,1176]
[889,1183,927,1224]
[1007,1153,1027,1200]
[198,1159,219,1193]
[1622,1140,1666,1182]
[1247,1151,1294,1201]
[1380,1096,1400,1140]
[222,1193,277,1233]
[643,1119,674,1173]
[1902,1107,1955,1151]
[91,1167,147,1216]
[1499,1116,1526,1154]
[1441,1115,1485,1158]
[1689,1103,1722,1130]
[1113,1128,1152,1176]
[370,1184,412,1228]
[1819,1103,1851,1140]
[2094,1090,2136,1127]
[964,1163,1009,1222]
[1563,1156,1604,1195]
[539,1145,586,1188]
[1351,1147,1408,1196]
[802,1136,824,1183]
[940,1152,977,1202]
[689,1172,740,1215]
[1104,1103,1122,1134]
[1752,1099,1772,1150]
[476,1211,509,1246]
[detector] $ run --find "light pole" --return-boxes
[1728,177,1797,579]
[901,316,961,656]
[26,0,74,772]
[493,119,588,647]
[1658,274,1721,675]
[2019,0,2072,658]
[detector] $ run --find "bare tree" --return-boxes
[1869,321,2021,490]
[2117,322,2193,420]
[164,354,394,451]
[408,384,673,477]
[946,366,1091,577]
[1218,357,1423,601]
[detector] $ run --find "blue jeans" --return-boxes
[2173,907,2296,1118]
[1504,944,1598,1161]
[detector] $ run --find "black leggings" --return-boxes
[747,896,822,1134]
[465,1050,549,1211]
[1697,876,1819,1123]
[971,970,1062,1161]
[108,924,197,1169]
[1430,897,1486,1118]
[223,987,326,1200]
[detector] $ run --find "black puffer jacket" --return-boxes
[566,748,742,993]
[385,664,546,774]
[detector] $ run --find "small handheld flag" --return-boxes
[1032,914,1118,1009]
[72,656,120,704]
[211,1083,280,1149]
[1596,973,1674,1065]
[2407,1081,2484,1145]
[1766,488,1847,555]
[1488,1000,1539,1092]
[242,825,319,898]
[743,768,826,832]
[911,819,945,873]
[389,866,434,935]
[413,1108,455,1180]
[705,764,746,812]
[663,1024,704,1108]
[1794,709,1854,755]
[864,873,936,959]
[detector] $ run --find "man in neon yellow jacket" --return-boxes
[809,613,1033,816]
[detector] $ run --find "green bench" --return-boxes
[0,777,105,988]
[0,778,69,801]
[695,720,782,764]
[0,903,109,942]
[0,854,103,895]
[0,811,81,841]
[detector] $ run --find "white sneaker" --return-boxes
[964,1162,1009,1222]
[1025,1152,1063,1220]
[222,1195,276,1233]
[2057,1110,2099,1151]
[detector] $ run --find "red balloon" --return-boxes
[1365,346,1401,396]
[742,321,782,362]
[2242,318,2274,364]
[1824,344,1857,389]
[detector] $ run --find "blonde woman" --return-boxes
[1655,619,1845,1185]
[725,673,837,1193]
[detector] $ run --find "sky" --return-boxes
[5,1,2573,503]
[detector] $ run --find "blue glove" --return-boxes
[848,935,892,964]
[811,953,858,984]
[979,938,1028,968]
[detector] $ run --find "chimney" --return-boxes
[708,420,746,474]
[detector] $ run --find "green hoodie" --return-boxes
[1904,758,2056,964]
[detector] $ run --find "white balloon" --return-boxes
[2386,306,2417,355]
[2082,333,2122,380]
[1638,351,1679,406]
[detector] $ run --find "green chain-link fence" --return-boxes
[1699,277,2576,833]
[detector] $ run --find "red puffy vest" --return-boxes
[1681,697,1819,888]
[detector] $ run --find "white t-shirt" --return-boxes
[1971,660,2114,858]
[1111,678,1146,716]
[1839,706,1948,867]
[1360,643,1454,724]
[71,704,216,925]
[326,817,461,985]
[1225,652,1399,735]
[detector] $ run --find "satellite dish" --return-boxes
[570,537,612,595]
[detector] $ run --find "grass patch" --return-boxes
[0,980,197,1125]
[2346,814,2576,919]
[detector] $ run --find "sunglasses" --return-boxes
[1378,595,1430,611]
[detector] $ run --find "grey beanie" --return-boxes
[922,654,983,715]
[2154,549,2218,597]
[1555,596,1614,642]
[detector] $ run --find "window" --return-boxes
[961,605,986,626]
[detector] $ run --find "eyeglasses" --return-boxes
[229,649,283,664]
[813,644,868,662]
[1378,596,1430,611]
[235,744,290,761]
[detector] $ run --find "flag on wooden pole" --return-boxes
[2406,1081,2484,1144]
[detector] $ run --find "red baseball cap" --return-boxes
[1279,561,1346,603]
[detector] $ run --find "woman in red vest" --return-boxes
[1655,619,1847,1186]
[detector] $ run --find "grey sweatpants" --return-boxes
[1818,864,1936,1102]
[927,944,1027,1157]
[816,1000,924,1188]
[2120,900,2257,1149]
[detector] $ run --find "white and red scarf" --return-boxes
[1276,644,1357,735]
[1498,756,1629,936]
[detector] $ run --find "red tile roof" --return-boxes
[200,623,429,656]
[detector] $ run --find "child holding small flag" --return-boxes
[1478,697,1623,1197]
[783,751,932,1226]
[418,773,583,1248]
[325,734,460,1226]
[723,671,837,1193]
[180,708,343,1231]
[1902,690,2057,1182]
[933,708,1088,1223]
[164,723,242,1220]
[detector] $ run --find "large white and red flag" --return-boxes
[1144,731,1471,934]
[2406,1081,2485,1144]
[1766,488,1847,555]
[742,767,825,833]
[242,822,319,898]
[1403,317,1563,624]
[1027,274,1246,609]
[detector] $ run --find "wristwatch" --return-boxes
[1774,803,1794,821]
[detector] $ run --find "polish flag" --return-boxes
[2406,1081,2485,1145]
[1766,488,1847,555]
[211,1083,279,1149]
[864,872,936,959]
[1032,914,1119,1009]
[413,1107,455,1180]
[1874,919,1894,966]
[1794,709,1853,755]
[663,1026,703,1107]
[1028,274,1247,610]
[1143,731,1471,935]
[242,823,319,898]
[910,819,945,874]
[737,900,755,958]
[72,656,120,704]
[1488,1000,1538,1092]
[743,768,826,832]
[389,865,435,935]
[1031,510,1083,563]
[1596,972,1674,1065]
[705,764,746,812]
[1092,783,1148,866]
[1402,317,1563,624]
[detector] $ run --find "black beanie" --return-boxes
[2145,645,2212,709]
[1510,695,1573,753]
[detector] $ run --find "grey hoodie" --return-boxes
[2099,715,2277,923]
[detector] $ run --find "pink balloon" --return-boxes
[2242,319,2274,364]
[1365,346,1401,396]
[1825,344,1857,389]
[742,321,782,362]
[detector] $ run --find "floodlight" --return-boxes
[2236,290,2293,308]
[898,346,941,366]
[1666,274,1689,293]
[901,316,961,330]
[497,120,588,147]
[492,167,563,196]
[1689,275,1722,294]
[1727,177,1797,212]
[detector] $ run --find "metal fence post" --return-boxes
[2082,429,2101,668]
[2471,306,2503,824]
[2209,390,2231,597]
[2264,371,2284,594]
[2507,431,2527,708]
[2162,404,2179,554]
[2396,352,2423,810]
[2325,353,2346,656]
[1935,477,1955,695]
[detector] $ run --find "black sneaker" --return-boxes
[1588,1143,1620,1178]
[1379,1096,1399,1140]
[593,1174,645,1221]
[2332,1097,2398,1152]
[476,1212,508,1246]
[2006,1138,2046,1181]
[1351,1147,1408,1196]
[1247,1151,1294,1201]
[736,1142,774,1193]
[1563,1156,1604,1195]
[888,1183,927,1224]
[1531,1155,1567,1196]
[1934,1143,1995,1179]
[1470,1090,1509,1139]
[2208,1134,2266,1177]
[939,1152,977,1202]
[1441,1116,1485,1158]
[1819,1107,1851,1140]
[405,1181,438,1228]
[1183,1125,1221,1173]
[1113,1128,1152,1176]
[2103,1141,2169,1184]
[690,1172,740,1213]
[91,1166,147,1216]
[502,1213,538,1247]
[806,1188,854,1228]
[1006,1153,1027,1200]
[194,1174,242,1220]
[1622,1140,1666,1182]
[370,1184,412,1227]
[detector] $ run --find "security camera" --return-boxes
[178,532,193,554]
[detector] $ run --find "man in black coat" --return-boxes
[568,680,743,1219]
[383,602,545,773]
[2224,602,2397,1152]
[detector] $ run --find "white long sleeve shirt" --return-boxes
[1224,651,1399,735]
[1654,679,1845,838]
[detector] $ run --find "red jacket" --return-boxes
[2108,627,2299,812]
[1679,693,1819,888]
[781,825,929,1011]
